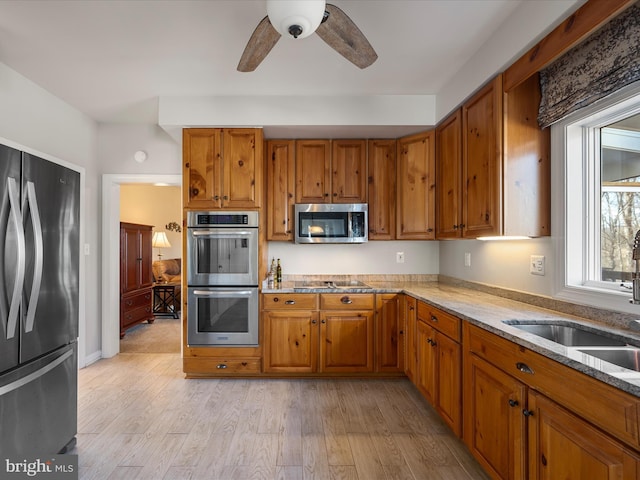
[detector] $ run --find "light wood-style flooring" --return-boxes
[72,353,489,480]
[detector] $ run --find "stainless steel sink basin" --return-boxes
[504,321,627,347]
[577,348,640,372]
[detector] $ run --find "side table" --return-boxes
[152,283,180,319]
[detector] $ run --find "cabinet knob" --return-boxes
[522,409,534,417]
[321,319,326,324]
[508,399,519,407]
[430,315,438,323]
[214,195,220,200]
[223,195,229,200]
[311,319,317,324]
[216,364,228,369]
[340,296,353,304]
[284,300,296,305]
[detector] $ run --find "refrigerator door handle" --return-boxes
[5,177,25,340]
[0,348,73,397]
[23,181,43,333]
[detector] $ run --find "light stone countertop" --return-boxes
[262,277,640,397]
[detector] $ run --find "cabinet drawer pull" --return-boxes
[311,319,317,324]
[284,300,296,305]
[321,319,326,324]
[216,364,227,369]
[516,362,534,374]
[430,315,438,323]
[522,409,534,417]
[508,399,519,407]
[340,296,353,304]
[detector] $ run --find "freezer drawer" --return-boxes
[0,343,77,456]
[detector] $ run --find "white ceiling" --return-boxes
[0,0,573,128]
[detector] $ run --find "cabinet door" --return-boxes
[139,226,154,288]
[264,311,318,373]
[436,109,463,239]
[403,296,417,381]
[266,140,295,240]
[295,140,331,203]
[436,332,461,437]
[332,139,367,203]
[375,294,403,373]
[222,129,262,208]
[397,131,436,239]
[416,321,437,404]
[368,139,397,240]
[120,223,152,293]
[462,75,503,237]
[528,391,640,480]
[183,128,222,208]
[464,353,527,480]
[320,311,374,373]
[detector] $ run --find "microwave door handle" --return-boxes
[5,177,26,340]
[193,290,253,298]
[23,181,43,333]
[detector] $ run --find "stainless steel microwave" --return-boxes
[295,203,368,244]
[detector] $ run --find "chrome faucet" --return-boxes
[632,230,640,304]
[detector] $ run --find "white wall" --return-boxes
[0,61,99,366]
[98,123,181,175]
[268,241,439,275]
[436,0,583,121]
[438,238,556,297]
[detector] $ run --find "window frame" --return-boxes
[553,81,640,314]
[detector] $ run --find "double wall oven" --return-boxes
[186,211,259,346]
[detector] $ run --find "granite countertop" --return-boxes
[262,279,640,397]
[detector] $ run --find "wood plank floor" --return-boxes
[71,353,490,480]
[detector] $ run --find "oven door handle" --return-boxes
[191,230,254,237]
[192,290,254,297]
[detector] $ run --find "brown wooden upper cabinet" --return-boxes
[397,130,436,240]
[183,128,263,209]
[266,140,295,241]
[436,74,550,238]
[295,139,367,204]
[368,139,397,240]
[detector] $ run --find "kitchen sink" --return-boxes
[577,347,640,372]
[503,321,627,347]
[294,280,371,289]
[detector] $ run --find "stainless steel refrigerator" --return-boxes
[0,144,79,456]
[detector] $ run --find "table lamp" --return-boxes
[152,231,171,260]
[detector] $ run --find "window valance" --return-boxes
[538,3,640,128]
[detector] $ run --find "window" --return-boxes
[554,82,640,313]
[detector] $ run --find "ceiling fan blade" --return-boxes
[316,4,377,69]
[237,16,281,72]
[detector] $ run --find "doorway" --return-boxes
[101,174,181,358]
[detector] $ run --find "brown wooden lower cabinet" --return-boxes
[262,293,378,374]
[415,301,462,437]
[464,322,640,480]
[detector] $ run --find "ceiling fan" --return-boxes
[237,0,378,72]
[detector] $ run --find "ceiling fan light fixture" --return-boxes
[267,0,326,39]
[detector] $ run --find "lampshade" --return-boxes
[152,231,171,249]
[267,0,326,39]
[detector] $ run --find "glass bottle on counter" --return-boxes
[276,258,282,285]
[268,258,276,288]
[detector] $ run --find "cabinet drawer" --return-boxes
[122,304,152,327]
[465,323,640,451]
[417,301,460,341]
[200,358,260,375]
[122,289,152,309]
[263,293,318,310]
[320,293,374,310]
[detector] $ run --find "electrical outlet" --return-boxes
[530,255,545,276]
[464,252,471,267]
[396,252,405,263]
